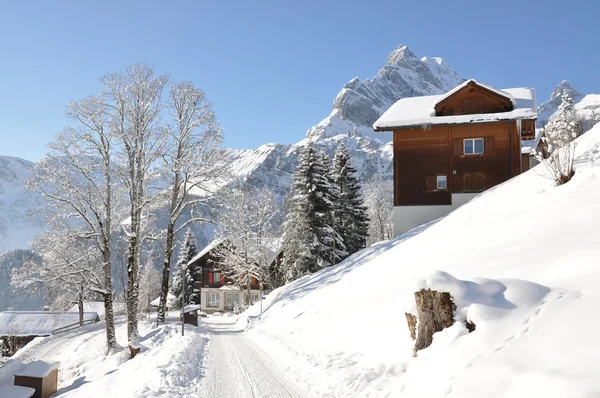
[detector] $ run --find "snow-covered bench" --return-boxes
[14,360,60,398]
[0,385,35,398]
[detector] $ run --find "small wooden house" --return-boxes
[373,79,538,236]
[187,239,269,313]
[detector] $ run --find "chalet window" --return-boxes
[251,293,259,303]
[461,99,483,114]
[426,175,447,191]
[464,138,484,155]
[207,292,219,307]
[213,272,221,284]
[436,175,447,190]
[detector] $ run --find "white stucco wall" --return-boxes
[393,193,478,237]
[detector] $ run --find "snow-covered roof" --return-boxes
[218,285,240,291]
[373,85,536,131]
[182,304,202,313]
[0,385,36,398]
[0,311,98,336]
[521,128,544,155]
[150,293,177,307]
[14,360,61,378]
[435,79,515,106]
[188,238,226,265]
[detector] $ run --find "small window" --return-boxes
[213,272,220,284]
[464,138,484,155]
[251,293,259,303]
[436,175,447,190]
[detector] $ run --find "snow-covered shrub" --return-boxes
[534,90,583,185]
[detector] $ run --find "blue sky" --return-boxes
[0,0,598,161]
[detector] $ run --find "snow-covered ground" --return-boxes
[200,315,309,397]
[237,123,600,397]
[0,314,209,397]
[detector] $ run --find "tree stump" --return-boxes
[405,313,417,340]
[413,289,456,355]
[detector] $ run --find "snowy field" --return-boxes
[0,313,209,397]
[237,123,600,397]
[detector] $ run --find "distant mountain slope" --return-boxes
[3,45,599,251]
[0,156,45,252]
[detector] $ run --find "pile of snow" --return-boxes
[0,385,35,398]
[0,314,209,397]
[0,312,98,336]
[241,123,600,397]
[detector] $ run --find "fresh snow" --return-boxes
[235,122,600,397]
[0,312,98,336]
[373,86,536,130]
[0,385,35,398]
[0,314,209,397]
[14,359,60,378]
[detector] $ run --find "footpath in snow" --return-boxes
[236,123,600,397]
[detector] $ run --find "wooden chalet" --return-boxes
[373,79,539,236]
[187,239,271,313]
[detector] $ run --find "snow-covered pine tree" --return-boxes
[318,151,346,266]
[171,265,183,309]
[282,143,343,282]
[175,229,199,306]
[333,143,369,257]
[535,90,583,185]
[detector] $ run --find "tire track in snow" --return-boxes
[202,320,309,398]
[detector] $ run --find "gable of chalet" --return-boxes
[372,80,536,135]
[434,79,514,116]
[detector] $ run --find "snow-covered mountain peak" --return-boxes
[386,44,419,66]
[550,79,582,101]
[307,45,463,141]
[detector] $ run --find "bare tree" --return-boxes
[156,81,225,323]
[363,179,394,245]
[215,187,281,306]
[101,63,168,354]
[534,90,583,185]
[11,225,104,327]
[26,95,118,352]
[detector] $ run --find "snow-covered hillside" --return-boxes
[0,156,45,251]
[240,123,600,397]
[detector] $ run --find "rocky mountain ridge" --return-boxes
[2,45,599,250]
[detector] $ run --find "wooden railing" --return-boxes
[52,318,97,335]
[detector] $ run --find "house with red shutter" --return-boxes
[187,238,270,313]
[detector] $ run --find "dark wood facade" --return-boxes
[391,82,535,207]
[188,242,261,292]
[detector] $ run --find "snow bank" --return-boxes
[0,385,35,398]
[0,312,98,336]
[0,314,209,397]
[242,123,600,397]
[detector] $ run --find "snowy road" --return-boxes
[202,318,309,398]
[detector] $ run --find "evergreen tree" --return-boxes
[171,265,183,308]
[318,151,347,265]
[333,143,370,257]
[174,229,199,306]
[282,143,343,282]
